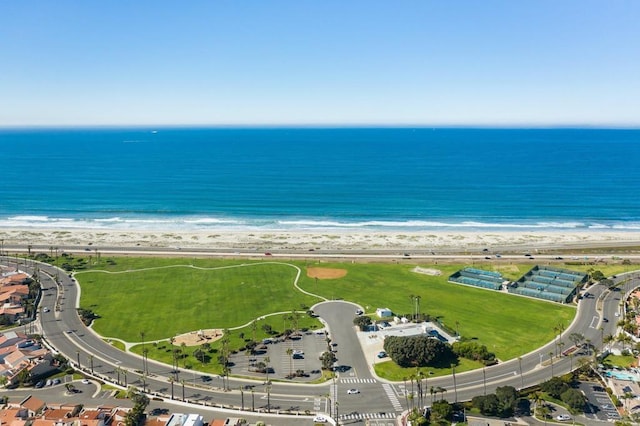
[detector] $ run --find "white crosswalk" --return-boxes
[339,412,396,421]
[340,378,377,384]
[382,383,403,411]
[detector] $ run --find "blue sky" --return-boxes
[1,1,639,126]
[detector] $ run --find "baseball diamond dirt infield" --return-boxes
[306,267,348,279]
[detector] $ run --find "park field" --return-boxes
[69,256,621,363]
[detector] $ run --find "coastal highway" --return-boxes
[7,242,640,262]
[2,254,637,423]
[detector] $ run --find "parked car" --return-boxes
[355,309,364,315]
[377,351,387,358]
[556,414,571,421]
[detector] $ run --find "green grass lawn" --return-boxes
[77,261,322,341]
[76,257,628,365]
[602,354,637,369]
[297,261,575,360]
[373,357,484,381]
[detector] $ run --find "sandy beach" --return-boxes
[1,228,640,254]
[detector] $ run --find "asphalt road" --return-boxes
[3,254,638,424]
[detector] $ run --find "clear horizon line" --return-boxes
[1,123,639,130]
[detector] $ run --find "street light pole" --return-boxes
[518,357,524,389]
[452,364,458,403]
[266,384,271,413]
[482,365,486,396]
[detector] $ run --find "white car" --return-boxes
[81,379,90,384]
[313,415,328,423]
[556,414,571,421]
[43,307,50,313]
[346,388,360,394]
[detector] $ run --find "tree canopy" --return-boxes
[383,335,455,367]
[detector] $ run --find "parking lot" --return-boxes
[579,381,621,421]
[228,330,329,382]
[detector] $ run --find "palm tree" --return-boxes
[264,356,271,383]
[409,295,415,320]
[416,369,424,407]
[168,377,174,399]
[251,319,258,342]
[549,351,554,377]
[604,334,615,351]
[266,383,272,413]
[451,363,458,402]
[142,347,149,375]
[140,331,146,373]
[290,309,301,335]
[409,374,416,409]
[172,349,180,379]
[430,386,435,404]
[403,376,409,408]
[180,342,187,367]
[531,392,548,424]
[286,348,293,378]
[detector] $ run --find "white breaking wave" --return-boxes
[0,215,636,232]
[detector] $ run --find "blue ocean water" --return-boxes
[1,127,639,232]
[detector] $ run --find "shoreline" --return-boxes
[1,227,640,254]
